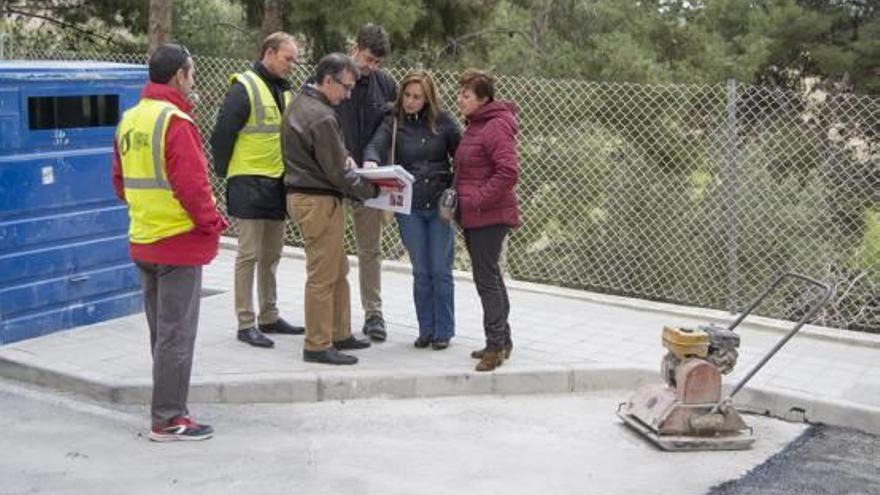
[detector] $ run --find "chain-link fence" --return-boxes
[6,47,878,332]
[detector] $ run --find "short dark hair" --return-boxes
[314,53,358,85]
[458,68,495,102]
[259,32,296,60]
[355,23,390,58]
[149,44,192,84]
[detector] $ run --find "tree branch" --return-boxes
[5,7,127,47]
[431,27,542,67]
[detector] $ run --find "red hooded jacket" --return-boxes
[112,83,227,266]
[453,101,521,230]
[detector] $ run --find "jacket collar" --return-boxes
[251,61,292,91]
[302,84,332,107]
[141,82,193,114]
[356,70,372,86]
[404,109,424,123]
[466,100,517,125]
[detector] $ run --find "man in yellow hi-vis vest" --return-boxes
[210,32,304,349]
[112,44,227,442]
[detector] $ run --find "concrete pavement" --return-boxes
[0,378,809,495]
[1,241,878,433]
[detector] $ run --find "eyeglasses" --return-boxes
[333,77,355,93]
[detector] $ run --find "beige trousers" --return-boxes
[349,201,385,317]
[289,193,352,351]
[234,218,285,329]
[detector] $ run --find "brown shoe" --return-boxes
[471,342,513,360]
[475,350,505,372]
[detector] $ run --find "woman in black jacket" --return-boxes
[364,70,461,350]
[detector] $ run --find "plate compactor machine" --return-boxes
[617,273,834,451]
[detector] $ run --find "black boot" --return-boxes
[362,313,387,342]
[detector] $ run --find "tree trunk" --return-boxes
[148,0,173,54]
[260,0,283,39]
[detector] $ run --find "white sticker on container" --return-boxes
[42,165,55,185]
[52,129,70,147]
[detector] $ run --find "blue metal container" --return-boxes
[0,61,147,344]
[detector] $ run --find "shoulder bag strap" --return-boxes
[390,116,398,165]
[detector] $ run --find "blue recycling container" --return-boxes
[0,61,147,344]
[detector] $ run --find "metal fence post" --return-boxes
[725,78,739,314]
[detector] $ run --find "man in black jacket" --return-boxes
[336,23,398,343]
[210,32,305,349]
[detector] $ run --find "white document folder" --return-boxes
[354,165,415,215]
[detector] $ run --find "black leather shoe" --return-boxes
[413,336,432,348]
[303,348,358,365]
[260,317,305,335]
[237,327,274,348]
[362,313,387,342]
[333,335,371,350]
[431,339,450,350]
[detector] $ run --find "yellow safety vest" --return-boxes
[226,70,291,178]
[117,98,196,244]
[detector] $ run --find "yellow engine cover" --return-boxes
[662,326,709,359]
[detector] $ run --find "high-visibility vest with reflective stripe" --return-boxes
[226,70,291,178]
[118,98,196,244]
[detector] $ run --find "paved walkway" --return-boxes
[2,242,879,433]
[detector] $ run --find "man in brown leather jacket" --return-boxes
[282,53,380,365]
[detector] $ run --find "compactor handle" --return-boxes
[726,273,833,333]
[720,272,834,406]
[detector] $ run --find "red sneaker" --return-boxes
[149,416,214,442]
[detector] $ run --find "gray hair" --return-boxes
[314,53,357,85]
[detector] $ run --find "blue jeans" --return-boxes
[396,206,455,341]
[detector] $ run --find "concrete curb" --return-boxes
[0,352,656,405]
[0,355,117,404]
[735,386,880,436]
[4,349,877,435]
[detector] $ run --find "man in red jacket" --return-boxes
[111,44,227,442]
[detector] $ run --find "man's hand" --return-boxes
[345,156,358,170]
[362,160,379,169]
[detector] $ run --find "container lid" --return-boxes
[0,60,147,82]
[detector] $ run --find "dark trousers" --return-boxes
[464,224,512,351]
[136,262,202,428]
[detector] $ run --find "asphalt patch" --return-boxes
[708,424,880,495]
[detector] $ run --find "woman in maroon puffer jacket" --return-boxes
[453,69,521,372]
